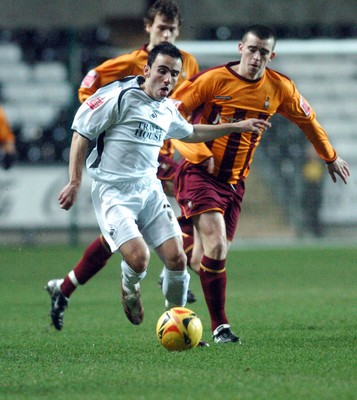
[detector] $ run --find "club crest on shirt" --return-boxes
[86,96,105,110]
[300,95,311,116]
[264,97,270,109]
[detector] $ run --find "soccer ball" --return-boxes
[156,307,203,351]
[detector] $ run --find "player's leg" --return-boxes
[91,179,151,326]
[45,235,112,330]
[119,237,150,325]
[62,235,112,296]
[193,212,228,323]
[154,233,209,348]
[141,184,190,310]
[158,216,198,303]
[175,162,241,343]
[154,235,189,309]
[177,216,195,270]
[180,221,198,303]
[165,202,197,303]
[189,225,203,274]
[194,205,243,343]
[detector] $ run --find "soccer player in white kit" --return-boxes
[58,42,271,326]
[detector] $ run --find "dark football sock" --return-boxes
[61,236,112,298]
[199,255,228,332]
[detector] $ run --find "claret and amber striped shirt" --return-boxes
[172,61,337,184]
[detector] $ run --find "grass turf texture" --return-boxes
[1,245,356,400]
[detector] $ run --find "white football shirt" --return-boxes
[72,76,194,183]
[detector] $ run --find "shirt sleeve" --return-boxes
[166,104,194,139]
[72,84,119,140]
[278,82,337,162]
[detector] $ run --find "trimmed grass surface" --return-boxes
[1,245,356,399]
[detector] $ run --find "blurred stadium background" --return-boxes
[0,0,356,246]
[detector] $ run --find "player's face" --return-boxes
[143,54,182,100]
[237,33,276,80]
[146,14,180,50]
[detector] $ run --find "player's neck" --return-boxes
[146,43,154,52]
[232,63,263,81]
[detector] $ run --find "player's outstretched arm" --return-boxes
[326,156,350,184]
[58,132,89,210]
[183,118,271,143]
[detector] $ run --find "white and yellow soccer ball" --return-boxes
[156,307,203,351]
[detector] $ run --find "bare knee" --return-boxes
[212,237,227,257]
[201,233,227,259]
[127,251,150,272]
[120,238,150,273]
[194,213,227,259]
[165,249,187,271]
[156,237,187,271]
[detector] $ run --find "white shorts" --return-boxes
[91,177,182,253]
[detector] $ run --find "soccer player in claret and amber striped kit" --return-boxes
[172,24,350,343]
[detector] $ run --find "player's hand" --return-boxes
[327,156,350,184]
[199,156,214,174]
[58,183,80,210]
[236,118,271,133]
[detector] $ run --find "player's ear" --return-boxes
[238,41,244,54]
[269,51,276,62]
[145,23,152,35]
[144,64,151,78]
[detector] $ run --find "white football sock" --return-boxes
[121,260,147,293]
[162,267,190,309]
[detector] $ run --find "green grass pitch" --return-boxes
[1,245,356,399]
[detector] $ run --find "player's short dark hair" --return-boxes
[242,24,277,49]
[147,42,183,66]
[144,0,183,27]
